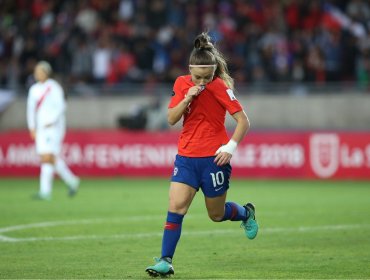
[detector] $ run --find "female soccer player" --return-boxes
[27,61,80,200]
[146,33,258,277]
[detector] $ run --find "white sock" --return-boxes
[55,157,79,189]
[40,163,54,197]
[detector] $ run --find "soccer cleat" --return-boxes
[68,177,80,197]
[32,193,51,201]
[145,257,174,277]
[241,203,258,239]
[68,188,78,197]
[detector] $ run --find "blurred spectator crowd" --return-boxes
[1,0,370,93]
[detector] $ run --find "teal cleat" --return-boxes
[241,203,258,239]
[32,193,51,201]
[146,257,174,278]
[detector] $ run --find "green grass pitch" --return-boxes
[0,178,369,279]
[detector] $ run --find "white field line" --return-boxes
[0,215,168,233]
[0,217,369,243]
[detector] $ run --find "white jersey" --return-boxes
[27,78,66,134]
[27,79,66,154]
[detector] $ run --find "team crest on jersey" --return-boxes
[226,89,236,101]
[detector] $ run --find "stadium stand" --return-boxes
[1,0,370,95]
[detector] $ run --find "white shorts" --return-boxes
[35,127,64,155]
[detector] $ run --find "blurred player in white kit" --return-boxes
[27,61,80,200]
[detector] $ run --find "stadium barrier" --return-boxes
[0,130,369,179]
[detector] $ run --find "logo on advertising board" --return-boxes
[310,133,339,178]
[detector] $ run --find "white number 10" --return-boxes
[210,171,225,188]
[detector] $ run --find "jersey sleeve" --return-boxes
[27,87,36,130]
[214,79,243,115]
[168,77,185,108]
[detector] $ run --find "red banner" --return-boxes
[0,130,369,179]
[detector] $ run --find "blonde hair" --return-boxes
[36,61,53,77]
[189,32,234,89]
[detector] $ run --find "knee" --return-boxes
[208,212,224,222]
[168,201,188,216]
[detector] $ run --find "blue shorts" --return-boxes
[171,155,232,198]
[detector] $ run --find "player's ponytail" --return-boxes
[190,32,234,89]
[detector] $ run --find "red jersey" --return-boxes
[169,75,243,157]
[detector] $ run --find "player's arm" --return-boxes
[214,110,250,166]
[27,89,36,140]
[230,110,250,144]
[167,85,202,125]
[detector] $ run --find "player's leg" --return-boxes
[204,194,258,239]
[202,157,258,239]
[163,182,197,259]
[34,128,57,200]
[35,153,55,200]
[146,155,200,276]
[52,130,80,196]
[201,158,244,221]
[146,182,197,277]
[54,156,80,196]
[204,192,246,221]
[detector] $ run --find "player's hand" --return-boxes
[214,139,238,166]
[29,129,36,140]
[184,86,203,103]
[214,151,233,166]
